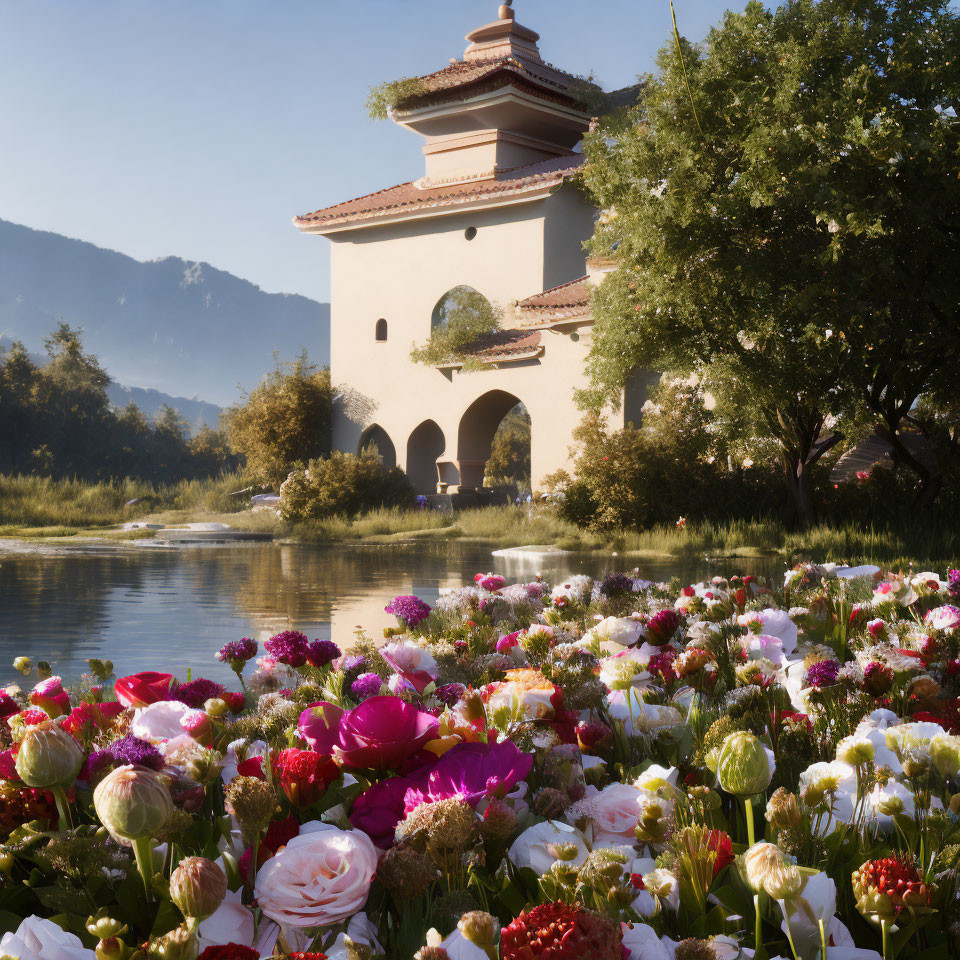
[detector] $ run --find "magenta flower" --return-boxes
[298,696,439,770]
[384,595,431,628]
[217,638,258,666]
[265,630,310,667]
[401,740,533,814]
[349,774,411,848]
[306,639,341,669]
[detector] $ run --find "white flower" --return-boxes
[608,688,683,736]
[254,822,377,927]
[0,916,96,959]
[778,871,836,958]
[324,912,383,960]
[587,783,649,844]
[641,867,679,910]
[926,605,960,631]
[634,765,678,792]
[752,609,798,655]
[594,616,644,647]
[621,921,671,960]
[507,819,589,874]
[220,739,267,785]
[198,889,255,950]
[441,929,488,960]
[131,700,191,742]
[551,575,593,603]
[599,647,654,690]
[381,639,438,678]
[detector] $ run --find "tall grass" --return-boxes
[0,472,249,530]
[3,474,959,566]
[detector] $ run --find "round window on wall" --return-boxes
[464,226,478,241]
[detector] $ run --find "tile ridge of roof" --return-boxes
[518,275,590,304]
[294,179,419,221]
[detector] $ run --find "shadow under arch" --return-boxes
[406,419,445,494]
[457,389,525,490]
[358,423,397,469]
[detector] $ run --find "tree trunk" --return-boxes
[783,455,816,528]
[877,422,942,510]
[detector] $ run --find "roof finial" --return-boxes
[499,1,515,20]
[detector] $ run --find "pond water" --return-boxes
[0,540,782,686]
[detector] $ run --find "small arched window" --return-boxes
[375,318,388,342]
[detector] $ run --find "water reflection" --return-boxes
[0,542,781,685]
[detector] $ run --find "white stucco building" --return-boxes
[295,1,649,493]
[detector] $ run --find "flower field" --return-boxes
[1,563,959,959]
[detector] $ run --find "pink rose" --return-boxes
[254,823,377,927]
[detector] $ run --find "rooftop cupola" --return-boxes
[463,1,542,63]
[389,1,598,186]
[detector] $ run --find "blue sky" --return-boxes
[0,0,738,303]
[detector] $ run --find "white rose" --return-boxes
[324,912,383,960]
[621,921,671,960]
[254,822,377,927]
[132,700,191,742]
[507,819,589,874]
[926,604,960,631]
[608,689,683,736]
[0,916,96,959]
[594,616,644,647]
[198,889,255,949]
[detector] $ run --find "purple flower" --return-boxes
[352,673,384,701]
[341,655,366,673]
[172,678,226,709]
[384,595,431,628]
[217,637,258,666]
[349,774,411,848]
[402,740,533,814]
[306,639,341,669]
[599,573,632,598]
[805,659,840,689]
[435,682,466,707]
[949,569,960,597]
[265,630,310,668]
[106,735,164,771]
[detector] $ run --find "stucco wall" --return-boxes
[325,183,605,490]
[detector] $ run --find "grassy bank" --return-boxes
[1,474,958,568]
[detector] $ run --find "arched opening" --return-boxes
[486,403,531,491]
[457,390,527,490]
[406,420,445,494]
[375,319,388,342]
[431,285,493,330]
[358,423,396,470]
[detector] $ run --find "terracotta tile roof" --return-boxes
[295,155,584,231]
[453,328,543,364]
[400,55,593,112]
[516,276,592,326]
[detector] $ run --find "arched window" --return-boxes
[431,286,494,330]
[375,319,388,342]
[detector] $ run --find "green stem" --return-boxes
[754,893,767,960]
[745,796,756,847]
[819,918,828,960]
[782,907,800,960]
[881,919,889,960]
[50,784,72,831]
[243,832,260,904]
[131,835,154,902]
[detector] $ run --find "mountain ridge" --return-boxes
[0,218,330,406]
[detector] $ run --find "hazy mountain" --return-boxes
[0,219,330,406]
[0,334,224,433]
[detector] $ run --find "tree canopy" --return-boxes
[581,0,960,523]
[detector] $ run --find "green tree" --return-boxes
[227,352,334,485]
[411,287,500,367]
[581,0,960,524]
[485,404,531,487]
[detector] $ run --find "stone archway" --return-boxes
[406,420,445,494]
[358,423,396,469]
[456,389,525,490]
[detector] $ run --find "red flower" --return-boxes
[629,873,645,890]
[274,749,340,808]
[197,946,260,960]
[853,857,932,915]
[646,609,681,646]
[236,755,265,779]
[238,814,300,882]
[705,829,734,876]
[286,955,328,960]
[226,691,245,713]
[114,672,174,708]
[500,902,622,960]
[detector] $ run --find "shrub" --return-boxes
[410,288,500,367]
[279,451,414,522]
[226,353,333,486]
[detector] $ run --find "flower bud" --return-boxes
[204,698,228,718]
[179,710,213,747]
[836,736,875,767]
[15,721,82,788]
[224,776,277,836]
[741,842,801,898]
[930,734,960,778]
[458,911,499,950]
[546,842,581,862]
[151,924,197,960]
[96,938,125,960]
[716,732,773,797]
[462,691,486,723]
[169,856,227,922]
[86,913,127,940]
[765,788,802,830]
[876,794,904,817]
[12,658,31,676]
[93,765,173,841]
